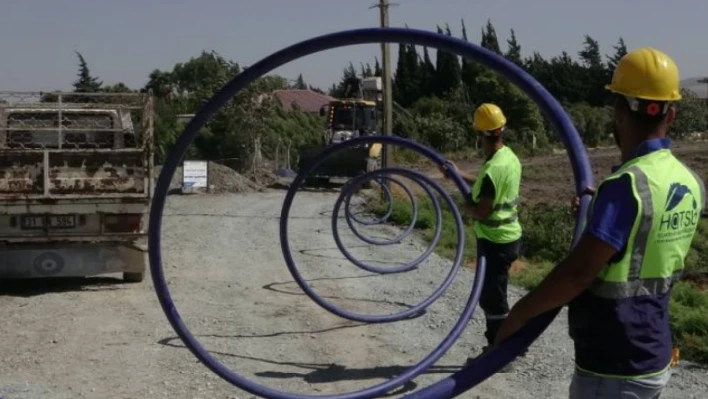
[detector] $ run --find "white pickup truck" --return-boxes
[0,91,154,282]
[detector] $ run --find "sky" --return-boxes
[1,0,706,94]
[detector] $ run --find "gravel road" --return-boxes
[1,190,706,399]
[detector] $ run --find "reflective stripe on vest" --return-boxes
[587,150,704,300]
[492,197,520,211]
[471,146,522,243]
[477,213,519,227]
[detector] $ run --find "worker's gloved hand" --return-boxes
[438,161,458,179]
[571,186,596,214]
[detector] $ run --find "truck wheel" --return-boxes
[123,271,144,283]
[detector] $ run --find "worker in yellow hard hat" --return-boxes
[441,103,524,367]
[495,48,703,398]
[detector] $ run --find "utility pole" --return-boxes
[370,0,397,189]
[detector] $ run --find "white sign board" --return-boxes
[182,160,208,191]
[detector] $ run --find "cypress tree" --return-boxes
[433,24,461,97]
[505,29,523,66]
[420,47,436,97]
[394,43,412,105]
[374,58,382,77]
[73,51,102,93]
[480,20,502,55]
[578,35,607,106]
[606,37,628,73]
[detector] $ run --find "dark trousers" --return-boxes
[477,238,521,346]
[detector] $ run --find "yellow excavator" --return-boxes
[298,77,383,186]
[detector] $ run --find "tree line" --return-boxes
[330,20,708,153]
[43,51,325,168]
[44,19,708,169]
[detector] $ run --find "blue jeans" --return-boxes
[568,368,671,399]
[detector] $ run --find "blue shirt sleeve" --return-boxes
[585,174,638,252]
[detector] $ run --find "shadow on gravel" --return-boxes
[262,275,421,312]
[158,323,363,344]
[157,335,460,397]
[298,246,409,266]
[295,187,341,194]
[263,175,342,192]
[0,276,126,297]
[256,363,461,396]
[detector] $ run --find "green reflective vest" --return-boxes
[471,146,522,243]
[587,149,705,299]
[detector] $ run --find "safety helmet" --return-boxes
[473,103,507,134]
[605,48,682,108]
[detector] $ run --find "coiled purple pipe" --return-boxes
[148,27,593,399]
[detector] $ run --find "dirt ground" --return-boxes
[416,140,708,207]
[1,142,708,399]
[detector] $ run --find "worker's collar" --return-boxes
[484,144,505,162]
[611,138,671,172]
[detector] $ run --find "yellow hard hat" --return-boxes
[605,47,682,102]
[473,103,507,132]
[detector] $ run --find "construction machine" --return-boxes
[297,77,383,186]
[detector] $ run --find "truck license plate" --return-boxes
[20,215,76,230]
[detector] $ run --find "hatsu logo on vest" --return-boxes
[659,182,700,232]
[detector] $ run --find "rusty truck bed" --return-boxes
[0,148,150,201]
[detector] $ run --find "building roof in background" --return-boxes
[272,89,335,112]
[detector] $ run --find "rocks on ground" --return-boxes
[249,167,280,188]
[207,162,265,194]
[154,162,266,194]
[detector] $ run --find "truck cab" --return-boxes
[321,99,378,145]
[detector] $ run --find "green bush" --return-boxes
[685,219,708,275]
[670,282,708,363]
[518,203,575,262]
[566,103,613,147]
[669,88,708,139]
[371,196,576,265]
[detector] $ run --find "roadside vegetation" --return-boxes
[368,184,708,364]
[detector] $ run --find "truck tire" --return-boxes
[123,271,144,283]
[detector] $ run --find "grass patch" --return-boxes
[509,261,555,290]
[670,282,708,363]
[365,189,708,365]
[368,189,477,260]
[684,219,708,276]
